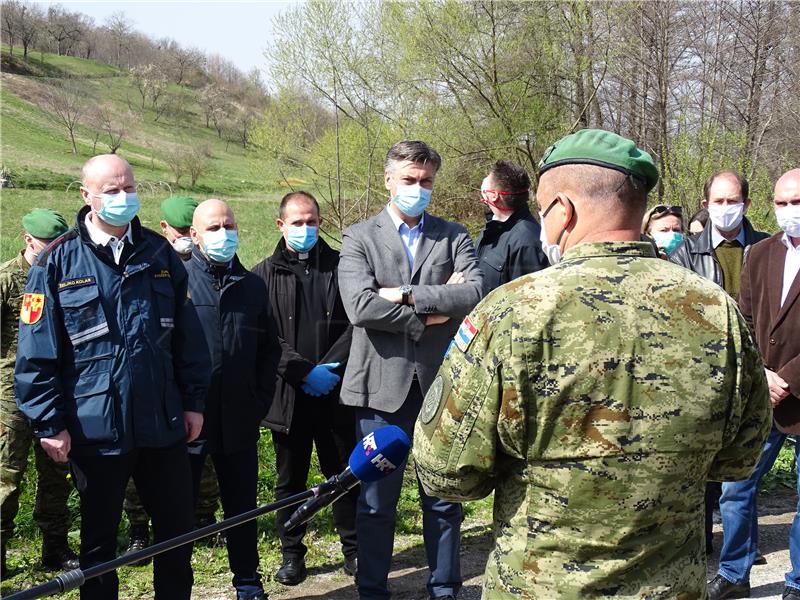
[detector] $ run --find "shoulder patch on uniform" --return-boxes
[58,276,96,290]
[20,293,45,324]
[154,269,171,279]
[454,316,478,353]
[420,375,444,425]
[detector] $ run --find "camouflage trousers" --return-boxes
[0,399,72,541]
[124,452,219,526]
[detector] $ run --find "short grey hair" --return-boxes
[384,140,442,173]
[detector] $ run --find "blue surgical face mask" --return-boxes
[202,228,239,263]
[286,225,318,253]
[392,184,432,217]
[652,231,684,255]
[95,191,140,226]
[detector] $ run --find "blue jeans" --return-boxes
[718,424,800,588]
[355,383,462,600]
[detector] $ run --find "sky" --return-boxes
[37,1,293,76]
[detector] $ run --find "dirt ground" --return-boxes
[191,487,798,600]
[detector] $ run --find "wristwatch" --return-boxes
[399,284,413,306]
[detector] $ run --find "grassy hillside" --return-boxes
[0,46,293,202]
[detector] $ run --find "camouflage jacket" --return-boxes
[414,242,771,600]
[0,252,28,403]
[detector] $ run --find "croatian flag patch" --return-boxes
[454,316,478,352]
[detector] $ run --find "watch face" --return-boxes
[400,285,412,294]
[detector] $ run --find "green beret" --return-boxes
[21,208,69,239]
[160,196,198,228]
[538,128,659,192]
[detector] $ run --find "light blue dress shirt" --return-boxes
[388,208,424,269]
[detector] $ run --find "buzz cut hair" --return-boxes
[384,140,442,174]
[279,191,320,219]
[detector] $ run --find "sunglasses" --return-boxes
[649,204,683,217]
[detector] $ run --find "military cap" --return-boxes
[538,128,659,192]
[160,196,198,228]
[21,208,69,239]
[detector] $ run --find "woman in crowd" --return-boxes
[642,204,685,258]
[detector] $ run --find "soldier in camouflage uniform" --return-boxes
[1,208,77,576]
[414,129,772,599]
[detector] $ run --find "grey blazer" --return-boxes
[338,207,483,412]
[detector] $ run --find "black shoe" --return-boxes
[754,551,767,565]
[41,539,79,571]
[275,557,306,586]
[707,574,750,600]
[784,588,800,600]
[343,555,357,578]
[124,524,151,567]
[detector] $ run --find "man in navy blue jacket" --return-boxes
[15,154,210,600]
[186,199,280,600]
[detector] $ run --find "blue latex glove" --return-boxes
[302,362,341,397]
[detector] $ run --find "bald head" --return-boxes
[80,154,136,215]
[775,169,800,203]
[193,199,235,229]
[190,199,238,261]
[81,154,134,189]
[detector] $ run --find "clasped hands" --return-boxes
[765,368,791,408]
[378,271,465,326]
[302,362,341,397]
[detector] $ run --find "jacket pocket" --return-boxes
[151,279,176,330]
[68,370,118,444]
[59,284,109,346]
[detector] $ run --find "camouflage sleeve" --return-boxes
[413,304,527,502]
[708,299,772,481]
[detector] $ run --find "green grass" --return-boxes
[1,44,122,78]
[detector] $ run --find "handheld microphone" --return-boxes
[284,425,411,531]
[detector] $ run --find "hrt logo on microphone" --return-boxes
[362,432,377,455]
[370,454,397,474]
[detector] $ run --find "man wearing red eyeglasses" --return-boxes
[474,160,548,296]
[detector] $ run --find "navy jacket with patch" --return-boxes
[14,206,211,456]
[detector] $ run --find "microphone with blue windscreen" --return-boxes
[284,425,411,531]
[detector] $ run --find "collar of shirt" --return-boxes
[84,212,132,264]
[780,232,800,307]
[711,224,746,248]
[387,206,425,233]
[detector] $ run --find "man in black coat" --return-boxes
[251,191,356,586]
[473,160,548,295]
[186,199,280,600]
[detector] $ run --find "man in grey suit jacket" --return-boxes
[338,140,482,600]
